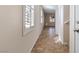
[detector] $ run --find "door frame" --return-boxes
[69,5,75,52]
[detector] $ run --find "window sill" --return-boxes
[23,27,35,36]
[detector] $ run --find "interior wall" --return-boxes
[55,6,59,34]
[55,5,64,43]
[58,5,64,43]
[44,13,55,27]
[74,5,79,53]
[0,5,44,52]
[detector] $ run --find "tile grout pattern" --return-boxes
[31,27,69,53]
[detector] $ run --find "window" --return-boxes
[41,8,43,23]
[24,5,34,29]
[23,5,34,35]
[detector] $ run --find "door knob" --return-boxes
[74,29,79,32]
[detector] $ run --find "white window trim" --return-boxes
[22,5,35,36]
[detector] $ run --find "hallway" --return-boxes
[0,5,71,53]
[31,27,69,53]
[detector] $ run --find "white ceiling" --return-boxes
[42,5,57,14]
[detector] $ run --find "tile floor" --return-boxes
[31,27,69,53]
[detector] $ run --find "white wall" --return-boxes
[55,5,64,43]
[74,6,79,53]
[55,6,59,34]
[58,5,64,43]
[0,5,44,52]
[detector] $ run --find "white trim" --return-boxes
[22,5,35,36]
[69,5,75,53]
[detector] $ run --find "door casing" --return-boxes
[69,5,75,52]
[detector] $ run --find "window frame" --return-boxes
[22,5,35,36]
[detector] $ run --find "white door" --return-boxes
[74,5,79,52]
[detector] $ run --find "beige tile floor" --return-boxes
[31,27,69,53]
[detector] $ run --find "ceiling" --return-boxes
[42,5,57,14]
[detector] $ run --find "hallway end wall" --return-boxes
[44,13,55,27]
